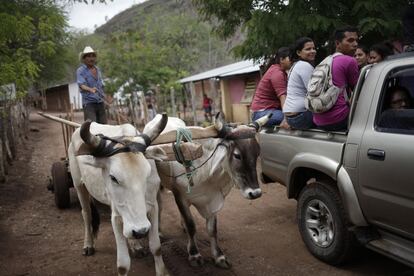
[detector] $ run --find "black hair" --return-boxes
[334,26,359,42]
[385,85,412,109]
[357,44,369,54]
[262,46,291,73]
[292,37,314,61]
[275,47,291,64]
[369,43,394,60]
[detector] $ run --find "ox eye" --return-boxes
[110,175,119,184]
[233,153,241,160]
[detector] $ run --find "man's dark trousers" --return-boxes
[83,102,107,124]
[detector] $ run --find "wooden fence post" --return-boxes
[190,82,197,125]
[0,99,30,182]
[170,87,176,117]
[0,137,4,182]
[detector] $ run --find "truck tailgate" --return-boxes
[259,128,347,185]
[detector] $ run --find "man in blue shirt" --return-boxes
[77,46,107,124]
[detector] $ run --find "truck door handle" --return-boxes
[367,149,385,161]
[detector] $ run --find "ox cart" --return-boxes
[38,112,206,209]
[39,112,82,209]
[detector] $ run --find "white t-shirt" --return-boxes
[283,60,314,113]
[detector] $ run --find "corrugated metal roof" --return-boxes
[179,59,259,83]
[219,64,260,77]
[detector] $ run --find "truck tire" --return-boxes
[51,161,70,209]
[297,181,355,265]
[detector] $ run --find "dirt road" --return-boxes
[0,112,412,276]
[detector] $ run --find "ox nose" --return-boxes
[132,227,149,239]
[248,189,262,199]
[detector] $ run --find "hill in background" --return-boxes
[95,0,243,75]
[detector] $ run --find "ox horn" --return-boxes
[249,113,273,131]
[80,120,102,149]
[226,125,257,140]
[214,112,231,138]
[143,113,168,145]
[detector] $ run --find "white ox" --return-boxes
[144,113,269,269]
[68,114,170,276]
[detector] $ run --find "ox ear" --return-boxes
[209,145,227,176]
[76,153,106,168]
[144,146,169,161]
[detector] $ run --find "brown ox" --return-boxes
[145,113,269,269]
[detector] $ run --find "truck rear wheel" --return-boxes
[297,180,355,265]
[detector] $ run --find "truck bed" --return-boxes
[259,127,347,186]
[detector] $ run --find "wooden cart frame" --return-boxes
[39,112,80,209]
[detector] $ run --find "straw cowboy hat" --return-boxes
[79,46,97,62]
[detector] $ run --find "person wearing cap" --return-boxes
[77,46,107,124]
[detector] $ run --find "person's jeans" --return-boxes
[252,109,284,127]
[317,116,348,131]
[83,102,107,124]
[286,111,315,130]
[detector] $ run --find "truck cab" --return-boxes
[259,52,414,267]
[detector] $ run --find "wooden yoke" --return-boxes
[147,142,203,161]
[150,125,219,145]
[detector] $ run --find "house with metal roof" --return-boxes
[179,59,261,124]
[32,82,82,111]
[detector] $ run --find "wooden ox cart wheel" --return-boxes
[51,161,70,209]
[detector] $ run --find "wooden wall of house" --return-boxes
[69,82,83,110]
[45,85,70,111]
[184,72,260,124]
[220,72,260,123]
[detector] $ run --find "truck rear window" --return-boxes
[376,66,414,134]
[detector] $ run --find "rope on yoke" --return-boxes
[161,142,226,180]
[173,127,195,193]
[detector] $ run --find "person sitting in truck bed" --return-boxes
[251,47,292,127]
[313,26,360,131]
[283,37,316,129]
[378,85,414,130]
[368,43,394,64]
[354,45,369,70]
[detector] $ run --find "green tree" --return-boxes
[69,0,109,3]
[88,11,219,113]
[64,1,237,112]
[193,0,409,60]
[0,0,69,95]
[97,10,229,93]
[94,0,237,72]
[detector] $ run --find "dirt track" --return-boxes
[0,111,413,276]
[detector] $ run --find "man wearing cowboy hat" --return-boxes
[76,46,107,124]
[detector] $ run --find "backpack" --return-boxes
[305,53,346,113]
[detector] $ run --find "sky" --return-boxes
[66,0,146,32]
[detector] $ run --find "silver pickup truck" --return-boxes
[259,53,414,267]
